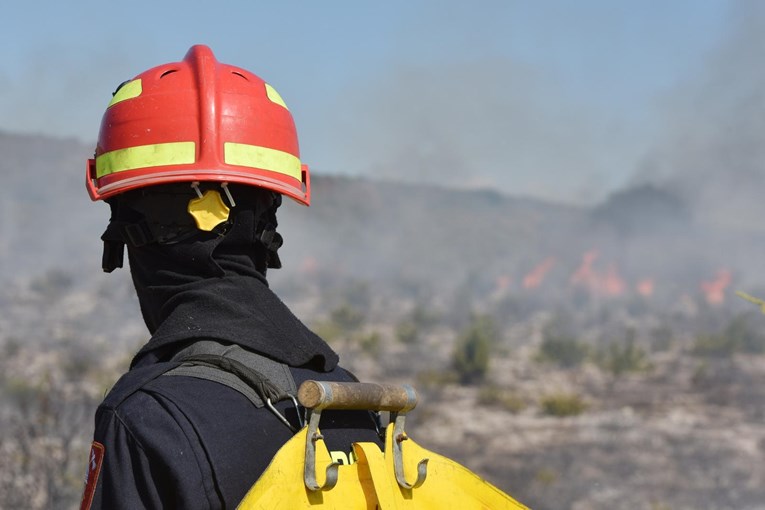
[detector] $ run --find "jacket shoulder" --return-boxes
[101,362,182,410]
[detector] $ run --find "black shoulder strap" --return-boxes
[163,340,297,410]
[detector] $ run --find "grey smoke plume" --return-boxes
[637,1,765,234]
[0,46,142,143]
[315,59,630,205]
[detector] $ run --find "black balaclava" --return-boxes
[101,183,338,372]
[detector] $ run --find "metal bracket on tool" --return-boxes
[299,380,428,491]
[304,408,340,491]
[391,388,428,489]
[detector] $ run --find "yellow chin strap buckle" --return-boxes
[188,189,231,232]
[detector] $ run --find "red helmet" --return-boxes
[86,45,310,205]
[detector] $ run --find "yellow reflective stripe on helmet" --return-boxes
[265,83,288,110]
[96,142,196,178]
[108,79,143,108]
[224,143,301,180]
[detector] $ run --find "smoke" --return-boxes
[637,1,765,233]
[316,59,625,204]
[0,44,146,144]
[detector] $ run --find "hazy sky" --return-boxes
[0,1,743,203]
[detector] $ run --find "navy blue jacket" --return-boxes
[82,274,382,509]
[85,359,381,509]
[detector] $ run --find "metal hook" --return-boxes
[265,398,298,433]
[303,409,340,491]
[289,394,305,429]
[263,393,304,432]
[392,412,428,489]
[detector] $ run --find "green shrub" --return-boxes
[537,315,588,368]
[693,333,734,357]
[595,329,650,376]
[396,306,440,345]
[691,361,710,386]
[416,369,459,388]
[725,313,765,352]
[540,393,588,417]
[409,305,439,330]
[478,386,527,413]
[534,468,558,487]
[693,313,765,357]
[313,303,370,343]
[357,331,381,356]
[452,315,496,384]
[537,335,589,368]
[395,320,419,345]
[312,319,342,343]
[330,305,366,332]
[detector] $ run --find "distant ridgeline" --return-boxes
[1,131,763,310]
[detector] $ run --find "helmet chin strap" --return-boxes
[101,238,125,273]
[100,219,226,272]
[100,188,284,273]
[257,220,283,270]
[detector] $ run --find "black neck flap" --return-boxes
[98,183,337,371]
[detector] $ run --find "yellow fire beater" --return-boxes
[238,381,529,509]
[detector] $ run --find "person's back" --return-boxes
[79,45,381,509]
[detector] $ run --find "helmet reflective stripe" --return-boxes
[108,79,143,108]
[96,142,196,177]
[265,84,288,110]
[224,143,301,181]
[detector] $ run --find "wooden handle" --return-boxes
[297,381,417,413]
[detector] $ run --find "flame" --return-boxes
[700,268,732,305]
[569,250,627,297]
[602,264,626,296]
[523,257,556,289]
[636,278,655,297]
[570,250,599,286]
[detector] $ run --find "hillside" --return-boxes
[2,131,763,301]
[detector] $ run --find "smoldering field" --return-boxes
[1,125,765,509]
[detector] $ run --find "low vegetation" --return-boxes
[594,329,650,376]
[477,386,527,413]
[540,393,589,417]
[537,335,590,368]
[693,313,765,357]
[452,315,497,385]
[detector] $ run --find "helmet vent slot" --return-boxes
[232,71,248,81]
[160,69,178,79]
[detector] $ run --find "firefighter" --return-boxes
[79,45,381,510]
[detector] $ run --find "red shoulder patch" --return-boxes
[80,441,105,510]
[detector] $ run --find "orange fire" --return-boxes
[570,250,628,297]
[602,264,626,297]
[700,269,732,305]
[523,257,556,289]
[636,278,655,297]
[570,250,599,286]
